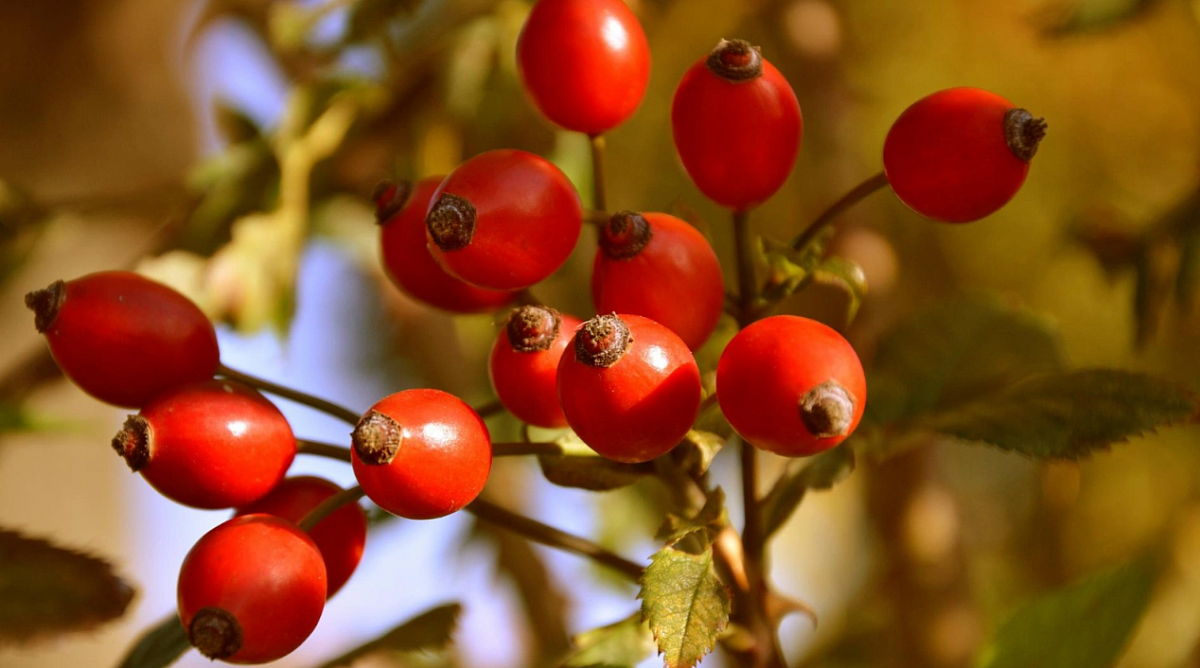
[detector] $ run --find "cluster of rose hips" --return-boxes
[23,0,1044,664]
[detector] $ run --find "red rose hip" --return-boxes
[24,271,219,407]
[351,389,492,519]
[557,314,702,463]
[111,380,296,509]
[517,0,651,135]
[672,39,803,211]
[235,476,368,597]
[489,306,582,428]
[717,315,866,456]
[425,150,582,290]
[377,178,515,313]
[178,514,326,664]
[883,87,1047,223]
[592,211,725,350]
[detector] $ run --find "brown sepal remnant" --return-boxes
[1004,108,1048,162]
[575,314,633,368]
[600,212,653,260]
[426,193,476,251]
[352,410,404,465]
[24,280,66,334]
[705,39,763,82]
[111,415,153,472]
[373,180,414,224]
[506,305,562,353]
[798,380,856,438]
[189,607,243,660]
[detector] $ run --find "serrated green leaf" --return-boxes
[561,613,657,668]
[538,455,654,492]
[639,538,730,668]
[114,613,189,668]
[761,446,856,539]
[977,554,1159,668]
[811,257,868,326]
[315,603,461,668]
[864,294,1067,429]
[918,369,1197,460]
[0,529,134,644]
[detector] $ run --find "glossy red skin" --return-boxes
[717,316,866,456]
[178,514,326,665]
[352,389,492,519]
[380,176,516,313]
[488,313,582,428]
[426,150,582,290]
[517,0,651,134]
[134,380,296,509]
[592,213,724,350]
[39,271,219,407]
[671,54,802,211]
[883,87,1030,223]
[557,314,701,463]
[235,477,367,597]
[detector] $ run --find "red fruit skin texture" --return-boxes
[489,313,583,429]
[380,176,515,313]
[235,476,368,597]
[37,271,219,407]
[352,389,492,520]
[426,150,582,291]
[883,87,1030,223]
[178,514,327,665]
[717,316,866,457]
[517,0,651,134]
[592,213,724,350]
[131,380,296,509]
[671,52,802,211]
[557,314,702,463]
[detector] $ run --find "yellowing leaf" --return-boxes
[561,613,657,668]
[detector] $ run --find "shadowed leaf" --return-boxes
[114,613,189,668]
[0,529,135,644]
[538,455,654,491]
[315,603,461,668]
[561,612,657,668]
[978,554,1159,668]
[919,369,1197,460]
[761,446,856,538]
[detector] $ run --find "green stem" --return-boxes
[218,364,360,425]
[790,171,888,252]
[589,134,607,213]
[467,499,643,581]
[298,485,365,532]
[297,439,353,462]
[474,399,506,420]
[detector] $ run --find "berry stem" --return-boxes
[491,441,565,457]
[790,171,889,252]
[474,399,506,419]
[297,485,365,532]
[297,439,352,462]
[217,365,360,425]
[589,134,608,213]
[467,498,643,581]
[732,209,757,328]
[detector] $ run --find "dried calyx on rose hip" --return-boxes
[350,389,492,519]
[672,38,803,211]
[235,476,368,598]
[111,379,296,509]
[489,305,582,429]
[717,315,866,457]
[178,514,326,664]
[377,176,516,313]
[425,150,582,291]
[883,86,1047,223]
[24,270,219,408]
[592,211,725,350]
[557,313,702,463]
[516,0,651,134]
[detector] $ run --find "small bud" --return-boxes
[575,314,633,368]
[189,607,243,660]
[798,380,856,438]
[705,39,764,82]
[352,411,403,465]
[506,306,562,353]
